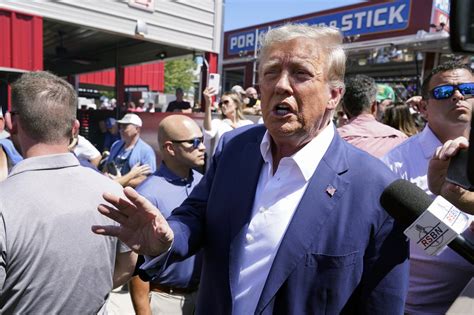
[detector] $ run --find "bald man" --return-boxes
[129,115,205,315]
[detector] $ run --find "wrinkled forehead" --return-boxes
[259,38,325,69]
[430,68,474,88]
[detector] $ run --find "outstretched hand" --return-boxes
[428,136,474,215]
[92,186,174,256]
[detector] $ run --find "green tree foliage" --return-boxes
[164,57,196,94]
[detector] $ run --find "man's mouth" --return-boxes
[274,104,292,116]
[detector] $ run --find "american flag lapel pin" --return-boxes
[325,184,336,197]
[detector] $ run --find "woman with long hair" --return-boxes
[383,102,418,137]
[203,86,254,155]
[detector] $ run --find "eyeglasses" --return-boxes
[170,137,204,149]
[431,83,474,100]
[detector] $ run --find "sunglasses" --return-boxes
[219,100,230,106]
[431,83,474,100]
[171,137,204,149]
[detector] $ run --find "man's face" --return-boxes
[119,123,139,140]
[376,99,393,121]
[246,88,258,99]
[422,69,473,138]
[172,126,206,168]
[259,37,341,148]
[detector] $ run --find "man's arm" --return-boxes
[113,250,138,289]
[114,164,151,187]
[129,275,152,315]
[428,136,474,214]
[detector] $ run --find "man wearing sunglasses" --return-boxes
[383,61,474,314]
[129,115,205,315]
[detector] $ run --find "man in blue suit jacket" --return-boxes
[94,24,409,314]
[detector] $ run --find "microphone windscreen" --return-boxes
[380,179,433,226]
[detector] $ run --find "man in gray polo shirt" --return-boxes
[0,71,137,314]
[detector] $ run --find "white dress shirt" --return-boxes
[232,123,335,314]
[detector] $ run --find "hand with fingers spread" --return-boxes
[428,136,474,215]
[92,186,174,256]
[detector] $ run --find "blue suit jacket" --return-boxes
[162,125,409,314]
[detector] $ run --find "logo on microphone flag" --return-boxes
[404,196,470,255]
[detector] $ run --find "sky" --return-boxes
[224,0,365,31]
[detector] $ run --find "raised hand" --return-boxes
[428,136,474,215]
[203,86,217,105]
[92,186,174,256]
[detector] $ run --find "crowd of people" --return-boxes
[0,23,473,315]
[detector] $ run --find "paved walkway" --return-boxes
[105,285,135,315]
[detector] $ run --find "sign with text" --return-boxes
[227,0,411,55]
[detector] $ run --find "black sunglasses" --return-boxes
[218,100,230,106]
[431,83,474,100]
[171,137,204,149]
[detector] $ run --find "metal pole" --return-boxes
[252,28,259,87]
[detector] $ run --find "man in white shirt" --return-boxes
[382,61,474,314]
[93,24,409,314]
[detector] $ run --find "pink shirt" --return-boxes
[337,113,408,158]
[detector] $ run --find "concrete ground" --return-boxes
[105,284,135,315]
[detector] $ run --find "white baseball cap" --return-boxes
[117,113,142,127]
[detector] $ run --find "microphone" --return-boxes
[380,179,474,264]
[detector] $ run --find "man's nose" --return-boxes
[274,72,293,94]
[452,88,465,101]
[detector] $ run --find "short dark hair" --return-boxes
[342,75,377,118]
[11,71,77,143]
[421,61,473,99]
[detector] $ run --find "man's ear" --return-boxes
[419,99,429,119]
[5,112,16,134]
[163,141,176,157]
[328,87,343,110]
[72,119,80,137]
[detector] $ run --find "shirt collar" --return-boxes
[418,124,442,159]
[156,163,194,185]
[9,153,79,178]
[260,122,335,181]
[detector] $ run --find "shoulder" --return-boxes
[239,119,254,126]
[382,133,420,163]
[136,139,155,152]
[220,124,265,144]
[110,139,124,150]
[334,134,395,178]
[191,169,204,182]
[213,124,265,158]
[136,174,164,194]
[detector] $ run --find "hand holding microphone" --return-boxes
[428,136,474,215]
[380,179,474,264]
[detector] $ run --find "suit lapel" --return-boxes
[255,135,350,313]
[228,132,265,300]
